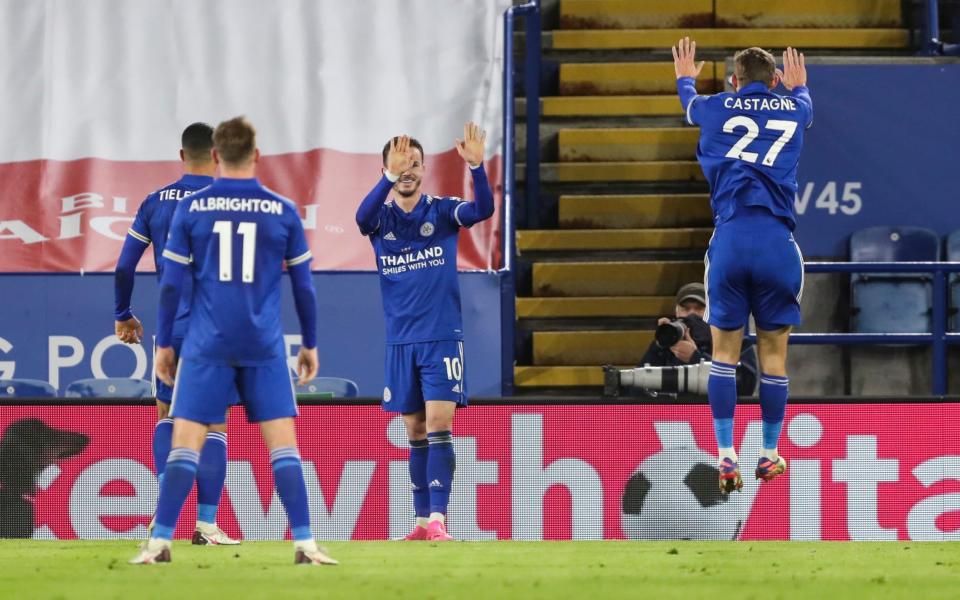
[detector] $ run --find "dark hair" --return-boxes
[213,116,257,165]
[181,122,214,162]
[733,47,776,87]
[381,136,425,166]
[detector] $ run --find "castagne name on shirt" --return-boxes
[189,197,285,215]
[379,245,445,275]
[723,97,798,111]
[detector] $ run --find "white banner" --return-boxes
[0,0,509,271]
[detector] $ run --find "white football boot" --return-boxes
[293,540,339,565]
[193,522,241,545]
[129,538,172,564]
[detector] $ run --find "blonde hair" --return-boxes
[213,116,256,165]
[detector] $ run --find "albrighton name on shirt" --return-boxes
[379,246,445,275]
[723,97,797,111]
[189,197,284,215]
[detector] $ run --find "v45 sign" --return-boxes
[795,181,862,216]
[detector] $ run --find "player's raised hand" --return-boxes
[672,37,705,80]
[296,346,319,386]
[780,47,806,90]
[455,122,486,168]
[115,316,143,344]
[385,135,415,178]
[155,346,177,387]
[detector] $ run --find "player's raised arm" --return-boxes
[780,46,807,91]
[672,36,705,80]
[780,47,813,127]
[453,122,494,227]
[356,135,415,235]
[673,37,707,125]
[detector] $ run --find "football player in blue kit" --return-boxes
[356,123,494,541]
[114,122,238,545]
[130,117,336,565]
[673,39,811,493]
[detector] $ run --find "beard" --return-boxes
[394,180,421,198]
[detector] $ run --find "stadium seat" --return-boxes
[64,378,152,398]
[294,377,359,398]
[849,226,940,333]
[948,230,960,331]
[0,378,57,398]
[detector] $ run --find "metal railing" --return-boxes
[921,0,960,55]
[750,262,960,395]
[501,0,541,395]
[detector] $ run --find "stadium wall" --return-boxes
[771,59,960,396]
[3,400,959,541]
[794,61,960,258]
[0,273,504,397]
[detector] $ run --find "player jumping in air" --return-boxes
[130,117,336,565]
[356,123,494,541]
[114,123,238,545]
[673,39,811,493]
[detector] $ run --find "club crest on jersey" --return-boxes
[383,387,392,402]
[420,222,435,237]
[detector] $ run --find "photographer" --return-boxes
[640,283,757,396]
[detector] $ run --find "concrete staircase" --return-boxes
[513,0,910,393]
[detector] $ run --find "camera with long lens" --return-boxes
[655,319,689,349]
[603,361,713,398]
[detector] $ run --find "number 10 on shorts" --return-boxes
[443,357,463,381]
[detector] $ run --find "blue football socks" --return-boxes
[708,361,738,456]
[409,439,430,519]
[760,374,789,457]
[153,447,199,540]
[270,447,313,542]
[426,431,455,517]
[152,418,173,489]
[196,431,228,526]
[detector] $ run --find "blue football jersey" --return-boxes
[367,194,468,344]
[128,173,213,327]
[162,177,312,366]
[683,79,813,229]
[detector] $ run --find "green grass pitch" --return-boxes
[1,541,958,599]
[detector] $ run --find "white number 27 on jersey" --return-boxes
[213,221,257,282]
[723,117,797,167]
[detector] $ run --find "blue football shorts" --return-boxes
[382,340,468,414]
[169,356,296,424]
[705,209,804,332]
[155,337,239,408]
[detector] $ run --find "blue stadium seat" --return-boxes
[948,230,960,331]
[849,226,940,333]
[0,378,57,398]
[294,376,359,398]
[850,226,940,262]
[64,377,152,398]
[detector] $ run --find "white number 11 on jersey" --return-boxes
[213,221,257,282]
